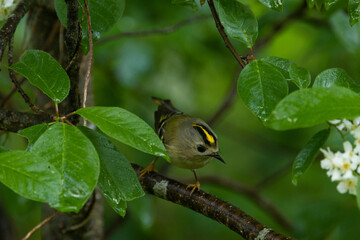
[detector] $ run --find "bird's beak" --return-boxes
[211,152,225,164]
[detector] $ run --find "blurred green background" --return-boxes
[1,0,360,239]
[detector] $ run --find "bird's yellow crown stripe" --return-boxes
[192,123,215,144]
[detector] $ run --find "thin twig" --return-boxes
[206,0,246,68]
[132,163,293,240]
[22,211,58,240]
[64,119,75,127]
[198,175,293,232]
[0,77,26,108]
[96,15,211,46]
[82,0,93,116]
[0,0,31,65]
[207,66,242,126]
[7,37,47,115]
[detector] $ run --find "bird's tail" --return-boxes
[151,97,182,134]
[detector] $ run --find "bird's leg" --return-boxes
[186,169,201,195]
[139,157,158,179]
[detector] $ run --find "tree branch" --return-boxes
[96,15,211,46]
[198,175,293,232]
[0,109,53,132]
[206,0,246,68]
[0,0,31,65]
[132,163,293,240]
[61,0,81,122]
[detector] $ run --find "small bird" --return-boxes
[139,97,225,193]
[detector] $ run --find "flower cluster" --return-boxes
[0,0,19,21]
[320,117,360,196]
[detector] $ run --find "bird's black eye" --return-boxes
[197,145,206,153]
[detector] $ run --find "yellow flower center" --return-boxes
[342,162,351,172]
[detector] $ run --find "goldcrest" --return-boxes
[140,97,224,193]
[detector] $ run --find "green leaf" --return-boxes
[268,87,360,130]
[324,0,339,10]
[79,127,144,217]
[215,0,258,48]
[292,129,330,185]
[9,50,70,103]
[312,68,355,89]
[261,56,294,79]
[238,60,288,121]
[349,0,360,26]
[31,123,100,212]
[0,146,10,153]
[0,151,61,205]
[55,0,126,53]
[289,64,311,89]
[86,0,125,34]
[54,0,67,28]
[258,0,283,12]
[171,0,198,9]
[76,107,169,161]
[19,123,49,148]
[330,11,360,53]
[81,0,126,54]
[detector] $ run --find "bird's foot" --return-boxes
[186,180,200,195]
[139,160,157,179]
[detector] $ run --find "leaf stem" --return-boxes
[55,103,59,118]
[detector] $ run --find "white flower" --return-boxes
[2,0,14,8]
[321,117,360,197]
[341,141,359,170]
[320,148,337,178]
[0,0,19,21]
[329,119,341,125]
[354,138,360,150]
[354,116,360,126]
[350,126,360,139]
[343,119,355,130]
[320,158,332,170]
[319,149,345,181]
[332,142,356,179]
[336,177,358,195]
[320,142,359,181]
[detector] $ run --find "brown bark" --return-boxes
[132,163,294,240]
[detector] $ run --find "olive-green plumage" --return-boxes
[152,97,224,169]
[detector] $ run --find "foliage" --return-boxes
[1,0,360,239]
